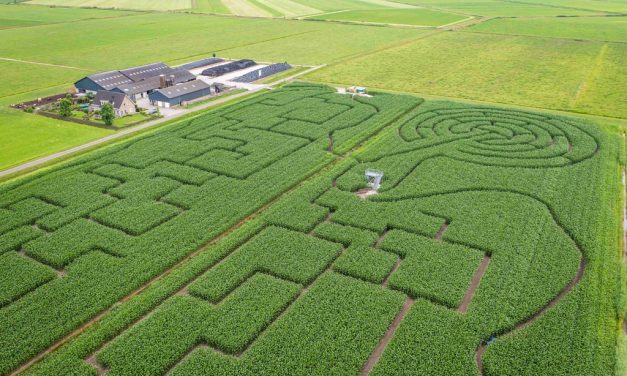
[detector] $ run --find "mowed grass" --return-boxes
[193,0,231,14]
[0,18,43,29]
[0,108,112,170]
[470,16,627,43]
[393,0,606,16]
[308,32,627,118]
[0,10,424,68]
[26,0,192,11]
[308,8,466,26]
[0,4,136,22]
[0,60,88,98]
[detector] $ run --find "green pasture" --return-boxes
[307,8,466,26]
[26,0,192,11]
[393,0,607,16]
[308,32,627,118]
[0,11,424,68]
[0,4,137,21]
[470,16,627,43]
[193,0,231,14]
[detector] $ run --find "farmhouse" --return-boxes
[90,90,136,117]
[148,79,212,108]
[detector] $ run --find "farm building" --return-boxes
[74,70,134,93]
[201,59,256,77]
[90,91,136,117]
[74,62,194,96]
[112,69,196,101]
[148,80,212,108]
[178,57,224,71]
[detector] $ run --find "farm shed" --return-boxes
[201,59,256,77]
[178,57,224,71]
[119,62,172,82]
[90,90,136,117]
[148,80,212,108]
[74,62,192,95]
[74,70,134,93]
[112,69,196,101]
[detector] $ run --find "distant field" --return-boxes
[193,0,231,14]
[0,4,136,22]
[0,11,424,69]
[308,8,466,26]
[308,32,626,118]
[394,0,607,16]
[470,16,627,43]
[26,0,192,11]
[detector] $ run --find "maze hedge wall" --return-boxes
[0,84,622,376]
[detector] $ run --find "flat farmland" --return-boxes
[392,0,610,16]
[0,11,423,70]
[308,32,627,118]
[26,0,193,11]
[469,16,627,43]
[307,8,467,27]
[0,83,620,376]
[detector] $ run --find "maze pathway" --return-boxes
[0,84,619,376]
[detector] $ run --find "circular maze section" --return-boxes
[399,107,599,168]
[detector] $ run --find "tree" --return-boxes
[100,103,114,126]
[59,98,72,117]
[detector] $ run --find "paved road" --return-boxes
[0,88,263,179]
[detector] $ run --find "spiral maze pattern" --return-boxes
[398,107,599,168]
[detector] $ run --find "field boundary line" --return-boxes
[571,43,609,107]
[437,16,475,29]
[461,29,627,45]
[0,57,96,72]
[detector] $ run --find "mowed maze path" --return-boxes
[0,83,620,376]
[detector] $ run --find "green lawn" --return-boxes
[470,16,627,43]
[0,107,112,170]
[308,32,626,118]
[308,8,466,26]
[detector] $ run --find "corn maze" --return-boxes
[0,84,621,376]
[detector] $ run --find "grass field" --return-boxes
[307,8,466,26]
[0,83,621,376]
[308,32,627,118]
[469,16,627,43]
[27,0,192,11]
[393,0,612,16]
